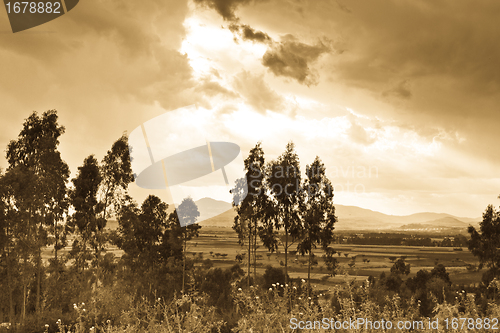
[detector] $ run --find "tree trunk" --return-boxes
[182,233,186,294]
[247,222,251,289]
[6,249,14,324]
[36,245,41,323]
[253,221,257,281]
[307,250,311,299]
[22,252,27,324]
[284,230,288,285]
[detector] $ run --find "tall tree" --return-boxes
[98,134,134,223]
[267,142,303,284]
[296,156,336,296]
[94,135,134,281]
[0,170,20,324]
[468,201,500,284]
[5,110,69,322]
[115,195,179,298]
[69,155,102,273]
[232,143,272,286]
[168,197,200,294]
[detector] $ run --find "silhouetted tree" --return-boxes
[69,155,102,273]
[468,202,500,284]
[5,110,69,322]
[296,156,336,295]
[267,142,303,284]
[233,142,273,287]
[168,197,201,293]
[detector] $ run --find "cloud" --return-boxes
[193,0,252,21]
[262,35,329,85]
[347,113,377,145]
[0,0,196,176]
[195,76,239,98]
[232,71,283,113]
[229,23,271,43]
[194,0,330,85]
[382,80,412,99]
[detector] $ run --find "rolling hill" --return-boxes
[193,198,481,231]
[107,197,481,231]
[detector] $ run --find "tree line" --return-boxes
[0,110,201,330]
[231,142,338,295]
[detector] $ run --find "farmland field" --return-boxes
[178,226,482,288]
[40,225,482,290]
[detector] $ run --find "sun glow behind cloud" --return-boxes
[161,1,499,217]
[180,11,267,81]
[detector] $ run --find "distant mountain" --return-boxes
[399,217,469,231]
[194,197,232,222]
[334,205,480,230]
[190,198,481,231]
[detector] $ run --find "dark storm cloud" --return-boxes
[193,0,251,21]
[0,0,195,174]
[262,35,329,85]
[195,0,330,85]
[0,0,194,110]
[229,23,271,43]
[328,1,500,103]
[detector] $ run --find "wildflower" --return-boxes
[73,303,77,309]
[238,288,242,292]
[299,312,303,315]
[82,302,85,306]
[269,288,273,291]
[255,296,259,299]
[319,294,322,297]
[158,298,161,301]
[298,297,302,300]
[308,297,311,300]
[301,279,305,283]
[293,286,297,290]
[285,284,288,287]
[272,284,276,287]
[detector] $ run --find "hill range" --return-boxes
[107,197,481,232]
[191,198,481,231]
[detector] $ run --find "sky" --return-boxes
[1,0,499,218]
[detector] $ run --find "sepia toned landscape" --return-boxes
[2,0,500,332]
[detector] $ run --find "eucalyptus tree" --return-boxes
[93,135,134,280]
[232,142,272,286]
[296,156,336,295]
[116,195,175,298]
[168,197,201,294]
[69,155,102,273]
[0,170,22,324]
[5,110,69,321]
[266,142,303,284]
[468,201,500,284]
[98,134,134,222]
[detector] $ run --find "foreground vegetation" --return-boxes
[2,110,500,332]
